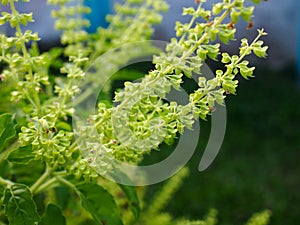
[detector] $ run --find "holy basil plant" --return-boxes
[0,0,270,225]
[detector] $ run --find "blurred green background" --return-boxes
[142,64,300,225]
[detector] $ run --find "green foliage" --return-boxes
[2,184,40,225]
[136,168,270,225]
[118,183,140,220]
[76,183,123,225]
[245,210,271,225]
[6,145,35,165]
[0,114,16,153]
[0,0,269,224]
[144,168,190,217]
[40,204,66,225]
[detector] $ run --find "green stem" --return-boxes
[30,169,70,195]
[178,3,203,46]
[120,1,238,107]
[30,168,51,194]
[221,30,265,79]
[235,30,264,65]
[56,176,81,196]
[34,177,59,195]
[115,2,148,44]
[0,176,13,187]
[181,0,238,59]
[78,2,231,110]
[30,168,71,195]
[9,0,42,116]
[53,170,69,176]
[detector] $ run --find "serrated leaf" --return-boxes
[2,184,40,225]
[40,204,66,225]
[76,183,123,225]
[6,145,34,165]
[0,113,16,152]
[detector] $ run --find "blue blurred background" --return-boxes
[1,0,298,69]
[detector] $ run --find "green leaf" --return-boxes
[2,184,40,225]
[111,69,144,81]
[6,145,34,165]
[118,184,140,220]
[76,183,123,225]
[56,122,72,132]
[40,204,66,225]
[0,113,16,152]
[55,187,70,210]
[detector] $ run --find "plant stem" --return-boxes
[220,30,265,80]
[53,170,69,176]
[56,176,81,196]
[0,176,13,187]
[181,0,238,59]
[34,177,59,195]
[30,168,51,194]
[30,169,70,195]
[9,0,42,116]
[235,30,265,65]
[116,1,238,109]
